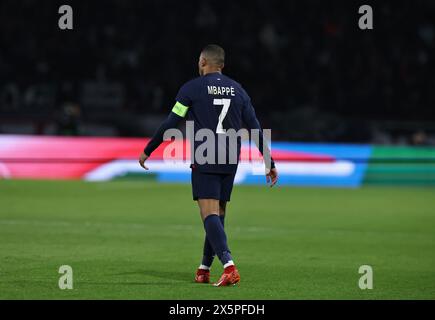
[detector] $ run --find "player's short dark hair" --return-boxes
[201,44,225,67]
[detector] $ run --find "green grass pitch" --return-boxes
[0,180,434,299]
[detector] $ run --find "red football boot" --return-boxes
[195,268,210,283]
[213,265,240,287]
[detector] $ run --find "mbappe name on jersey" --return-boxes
[207,85,235,96]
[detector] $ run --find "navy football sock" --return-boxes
[201,215,225,267]
[203,214,232,266]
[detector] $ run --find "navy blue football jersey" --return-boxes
[144,72,273,174]
[175,72,264,173]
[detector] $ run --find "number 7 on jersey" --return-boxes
[214,98,231,134]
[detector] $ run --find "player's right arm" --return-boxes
[139,82,193,170]
[139,102,189,170]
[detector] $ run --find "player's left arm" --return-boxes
[241,95,278,187]
[139,101,189,170]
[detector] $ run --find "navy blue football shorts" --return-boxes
[191,169,236,202]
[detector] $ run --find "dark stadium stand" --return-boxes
[0,0,434,144]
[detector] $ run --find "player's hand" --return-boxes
[139,152,149,170]
[266,167,278,187]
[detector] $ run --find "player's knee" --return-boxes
[219,201,227,216]
[201,211,219,222]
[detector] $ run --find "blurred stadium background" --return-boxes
[0,0,435,185]
[0,0,434,299]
